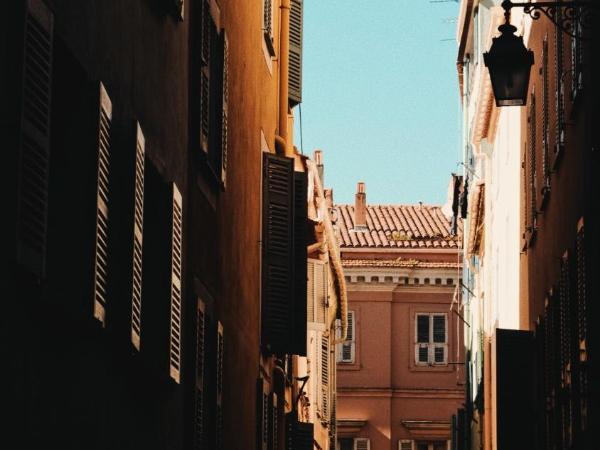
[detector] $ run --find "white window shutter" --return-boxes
[354,438,370,450]
[399,440,413,450]
[131,122,145,350]
[93,82,112,326]
[169,183,183,383]
[307,260,315,322]
[315,261,327,324]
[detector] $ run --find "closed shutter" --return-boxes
[307,259,327,326]
[220,32,229,186]
[527,91,537,233]
[555,16,565,155]
[216,321,224,450]
[93,83,113,326]
[169,183,183,383]
[320,334,329,421]
[570,10,583,98]
[354,438,370,450]
[575,218,588,430]
[261,153,294,355]
[257,378,269,450]
[307,260,315,323]
[289,0,303,106]
[541,37,550,194]
[286,412,314,450]
[195,299,206,450]
[293,171,308,355]
[433,314,448,364]
[170,0,184,21]
[200,1,211,154]
[416,314,429,364]
[268,392,278,450]
[341,310,355,363]
[16,0,53,278]
[558,251,573,449]
[208,24,225,179]
[131,123,145,350]
[263,0,275,55]
[399,440,413,450]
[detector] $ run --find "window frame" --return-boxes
[339,310,356,364]
[414,313,448,366]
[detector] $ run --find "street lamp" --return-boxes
[484,0,597,107]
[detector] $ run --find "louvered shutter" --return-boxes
[558,252,574,449]
[268,392,278,450]
[354,438,370,450]
[261,153,294,355]
[330,392,337,447]
[316,262,327,324]
[541,38,550,193]
[399,440,413,450]
[208,24,225,178]
[257,378,269,450]
[527,92,537,232]
[307,260,315,323]
[16,0,53,278]
[415,314,429,364]
[292,171,308,355]
[195,299,206,450]
[341,310,355,363]
[554,17,565,156]
[575,218,588,430]
[286,412,314,450]
[93,83,113,326]
[200,1,211,154]
[263,0,275,55]
[131,123,145,350]
[289,0,303,106]
[320,334,329,421]
[216,321,224,450]
[433,314,448,364]
[169,0,184,21]
[220,33,229,186]
[169,183,183,383]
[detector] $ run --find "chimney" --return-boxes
[354,182,367,230]
[314,149,324,185]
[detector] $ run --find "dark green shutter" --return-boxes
[289,0,303,106]
[261,153,294,355]
[292,171,308,355]
[16,0,54,278]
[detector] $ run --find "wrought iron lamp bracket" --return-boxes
[501,1,598,39]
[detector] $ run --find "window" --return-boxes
[527,90,537,234]
[541,36,550,197]
[415,441,448,450]
[263,0,275,56]
[339,310,355,363]
[415,313,448,365]
[354,438,370,450]
[399,440,414,450]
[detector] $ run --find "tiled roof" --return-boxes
[342,259,461,269]
[336,204,462,249]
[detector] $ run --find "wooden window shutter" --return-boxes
[261,153,294,355]
[354,438,370,450]
[257,378,269,450]
[341,310,355,363]
[286,411,314,450]
[216,321,224,450]
[570,11,583,99]
[268,392,278,450]
[320,333,329,421]
[306,260,315,323]
[195,299,206,450]
[169,183,183,383]
[220,32,229,186]
[208,24,225,179]
[263,0,275,55]
[289,0,303,106]
[555,20,566,155]
[527,91,537,233]
[169,0,184,21]
[541,37,551,194]
[93,83,113,326]
[575,218,588,430]
[131,123,145,350]
[292,171,308,355]
[16,0,54,278]
[200,1,211,154]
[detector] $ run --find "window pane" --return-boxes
[417,315,429,343]
[418,346,429,363]
[340,438,353,450]
[433,442,447,450]
[416,442,428,450]
[433,315,446,343]
[434,346,445,363]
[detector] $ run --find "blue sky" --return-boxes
[295,0,461,206]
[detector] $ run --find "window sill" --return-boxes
[337,362,361,371]
[409,363,454,373]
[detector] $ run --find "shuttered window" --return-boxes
[200,0,211,154]
[307,259,327,326]
[169,183,183,383]
[354,438,370,450]
[555,19,566,158]
[216,321,224,450]
[289,0,303,106]
[131,123,145,350]
[558,251,573,449]
[399,440,414,450]
[16,0,53,278]
[570,12,583,100]
[319,333,330,421]
[93,83,113,326]
[415,314,447,365]
[541,37,550,196]
[261,153,294,355]
[340,310,355,363]
[575,218,588,431]
[268,392,277,450]
[257,378,269,450]
[220,33,229,186]
[195,299,206,450]
[527,91,537,234]
[263,0,275,56]
[292,171,308,355]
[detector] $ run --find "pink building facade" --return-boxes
[335,184,464,450]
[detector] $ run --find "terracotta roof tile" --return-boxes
[335,204,463,249]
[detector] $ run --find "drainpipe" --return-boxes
[275,0,292,157]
